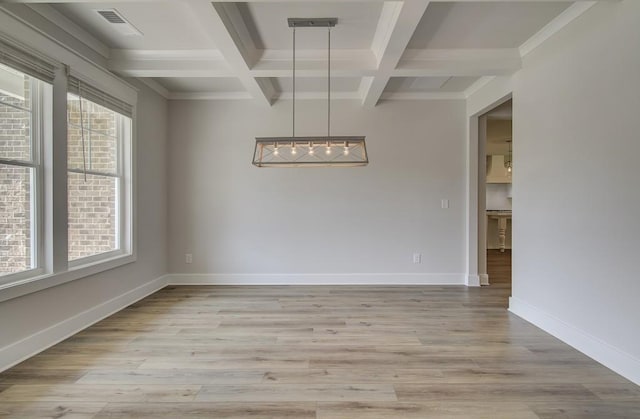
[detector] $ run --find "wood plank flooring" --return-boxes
[487,249,512,284]
[1,284,638,418]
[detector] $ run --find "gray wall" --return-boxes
[513,0,640,364]
[168,99,467,278]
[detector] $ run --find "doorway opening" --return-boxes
[482,99,512,286]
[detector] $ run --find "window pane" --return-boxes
[0,164,33,276]
[67,95,117,137]
[0,63,31,111]
[0,65,32,161]
[0,103,31,161]
[68,172,117,261]
[68,127,117,175]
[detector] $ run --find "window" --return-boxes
[0,35,135,296]
[67,93,130,262]
[0,64,46,278]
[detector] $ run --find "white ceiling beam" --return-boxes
[361,0,431,108]
[111,61,373,78]
[108,49,234,78]
[251,66,377,78]
[107,48,520,79]
[395,48,521,76]
[252,49,377,78]
[109,60,234,78]
[169,91,252,101]
[183,0,274,105]
[381,91,465,101]
[519,1,597,57]
[107,47,522,78]
[111,49,226,61]
[276,91,362,100]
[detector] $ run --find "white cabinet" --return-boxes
[486,155,512,184]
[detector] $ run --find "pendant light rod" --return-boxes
[252,17,368,168]
[287,18,337,139]
[328,25,331,138]
[292,26,296,137]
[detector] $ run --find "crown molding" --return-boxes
[138,78,169,99]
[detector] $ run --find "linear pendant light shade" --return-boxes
[253,18,368,168]
[253,136,368,167]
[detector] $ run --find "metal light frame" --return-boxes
[252,18,368,168]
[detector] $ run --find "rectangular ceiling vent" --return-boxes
[95,9,142,36]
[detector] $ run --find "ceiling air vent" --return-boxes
[95,9,142,36]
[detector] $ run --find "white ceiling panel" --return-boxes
[238,2,383,49]
[408,2,572,49]
[52,3,216,49]
[155,77,245,93]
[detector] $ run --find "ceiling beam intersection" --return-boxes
[361,0,431,108]
[183,0,274,105]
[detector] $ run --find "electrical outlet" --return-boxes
[185,253,193,264]
[413,253,422,264]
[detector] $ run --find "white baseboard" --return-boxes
[168,273,465,286]
[466,275,481,287]
[479,274,489,286]
[0,275,169,373]
[509,297,640,386]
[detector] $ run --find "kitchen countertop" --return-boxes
[486,210,512,215]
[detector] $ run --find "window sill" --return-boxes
[0,252,136,303]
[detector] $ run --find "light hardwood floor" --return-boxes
[1,285,639,418]
[487,249,512,284]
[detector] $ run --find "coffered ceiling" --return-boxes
[2,1,603,106]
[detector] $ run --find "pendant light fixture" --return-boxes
[252,18,368,167]
[504,139,513,173]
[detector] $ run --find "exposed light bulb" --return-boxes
[326,146,332,155]
[291,146,297,155]
[273,145,279,156]
[344,146,349,155]
[309,146,314,155]
[505,160,512,173]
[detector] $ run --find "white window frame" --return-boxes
[65,94,133,268]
